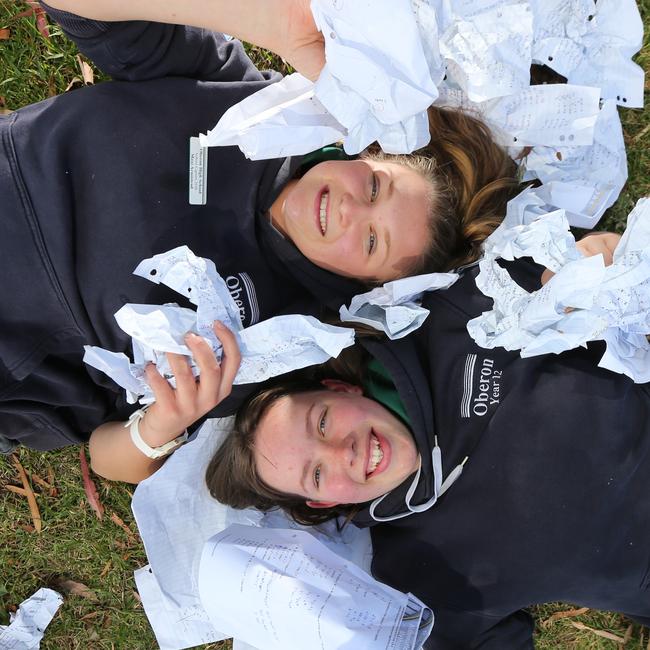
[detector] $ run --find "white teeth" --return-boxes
[319,191,328,235]
[367,434,384,475]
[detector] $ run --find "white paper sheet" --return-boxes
[200,0,440,156]
[199,524,433,650]
[197,0,643,240]
[0,588,63,650]
[520,99,627,228]
[83,247,355,404]
[339,272,458,339]
[132,418,376,650]
[467,198,650,382]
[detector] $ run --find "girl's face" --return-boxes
[253,382,420,508]
[269,159,433,282]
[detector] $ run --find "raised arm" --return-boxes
[88,322,241,483]
[43,0,325,79]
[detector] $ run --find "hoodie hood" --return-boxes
[353,337,438,526]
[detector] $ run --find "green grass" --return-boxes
[0,1,648,648]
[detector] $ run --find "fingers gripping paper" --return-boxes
[467,197,650,383]
[83,246,355,404]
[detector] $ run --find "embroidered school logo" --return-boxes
[225,272,259,326]
[460,354,502,418]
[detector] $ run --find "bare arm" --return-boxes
[89,321,241,483]
[43,0,325,79]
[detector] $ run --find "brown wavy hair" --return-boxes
[205,349,370,526]
[361,106,521,276]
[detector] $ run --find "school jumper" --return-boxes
[0,6,363,449]
[355,260,650,649]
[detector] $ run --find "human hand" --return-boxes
[138,321,241,447]
[275,0,325,81]
[541,231,622,285]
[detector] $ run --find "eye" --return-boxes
[318,409,327,436]
[370,173,379,202]
[314,465,321,488]
[368,229,377,256]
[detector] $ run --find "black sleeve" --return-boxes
[40,2,267,83]
[424,609,535,650]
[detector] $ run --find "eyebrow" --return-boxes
[300,403,316,494]
[383,228,391,267]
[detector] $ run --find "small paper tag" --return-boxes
[189,137,208,205]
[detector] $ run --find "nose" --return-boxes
[322,433,357,469]
[338,193,368,231]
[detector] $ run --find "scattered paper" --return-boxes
[520,99,627,228]
[200,0,441,156]
[0,588,63,650]
[199,524,433,650]
[132,419,375,650]
[197,0,643,235]
[83,247,355,404]
[467,198,650,382]
[340,272,458,339]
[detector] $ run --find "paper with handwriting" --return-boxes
[467,197,650,382]
[199,524,433,650]
[83,246,354,404]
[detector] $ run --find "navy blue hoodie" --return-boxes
[0,6,362,449]
[355,261,650,648]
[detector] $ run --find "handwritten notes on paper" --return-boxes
[198,0,643,231]
[467,198,650,383]
[83,247,354,404]
[198,525,433,650]
[0,588,62,649]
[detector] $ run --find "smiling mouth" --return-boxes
[318,190,329,235]
[366,431,384,477]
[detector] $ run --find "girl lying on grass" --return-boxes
[0,0,520,453]
[87,219,636,650]
[198,228,650,650]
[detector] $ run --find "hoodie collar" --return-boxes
[353,337,438,526]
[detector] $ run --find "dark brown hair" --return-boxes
[205,350,370,526]
[362,106,521,277]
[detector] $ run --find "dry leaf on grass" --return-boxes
[0,29,10,40]
[623,624,634,644]
[79,446,104,520]
[11,455,42,533]
[541,607,590,628]
[15,1,50,39]
[76,55,94,85]
[64,77,83,93]
[570,621,626,643]
[99,560,112,579]
[46,466,57,497]
[54,578,99,603]
[110,512,138,544]
[30,472,54,493]
[5,485,28,497]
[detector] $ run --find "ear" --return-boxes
[306,499,339,509]
[320,378,363,395]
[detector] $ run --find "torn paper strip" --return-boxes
[83,247,355,404]
[0,588,63,650]
[467,198,650,383]
[340,272,458,339]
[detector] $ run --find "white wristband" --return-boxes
[125,407,188,459]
